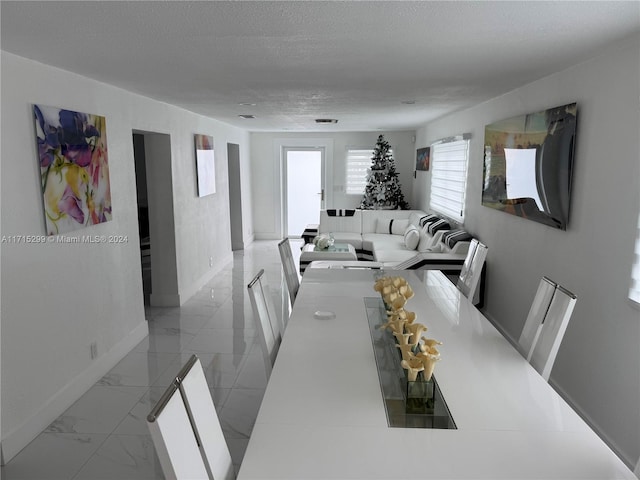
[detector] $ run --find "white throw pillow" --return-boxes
[404,225,420,250]
[417,231,432,252]
[392,219,410,235]
[427,243,444,253]
[376,218,409,235]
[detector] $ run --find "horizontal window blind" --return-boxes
[345,148,372,195]
[346,146,395,195]
[343,147,371,195]
[429,139,470,222]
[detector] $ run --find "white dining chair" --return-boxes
[529,283,577,381]
[518,277,558,360]
[247,269,282,378]
[179,356,235,480]
[147,355,235,479]
[456,238,488,305]
[519,278,577,381]
[278,238,300,306]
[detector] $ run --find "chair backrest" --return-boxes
[278,238,300,305]
[519,277,558,360]
[147,379,210,479]
[456,238,488,304]
[180,356,235,480]
[528,283,577,381]
[147,355,234,480]
[247,269,282,377]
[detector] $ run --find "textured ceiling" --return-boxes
[2,1,639,132]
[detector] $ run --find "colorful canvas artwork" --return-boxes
[416,147,430,171]
[34,104,112,235]
[194,134,216,197]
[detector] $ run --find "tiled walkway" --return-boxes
[2,240,298,479]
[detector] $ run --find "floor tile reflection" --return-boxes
[1,433,108,480]
[1,240,301,480]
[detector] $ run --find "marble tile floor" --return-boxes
[2,240,300,480]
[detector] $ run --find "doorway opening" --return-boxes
[133,133,151,304]
[283,147,324,238]
[132,131,180,307]
[227,143,244,251]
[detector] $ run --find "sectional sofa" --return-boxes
[302,209,474,269]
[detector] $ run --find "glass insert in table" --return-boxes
[314,243,351,253]
[365,297,456,429]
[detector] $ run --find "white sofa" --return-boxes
[303,209,474,269]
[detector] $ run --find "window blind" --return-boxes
[429,139,470,222]
[346,146,396,195]
[345,148,372,195]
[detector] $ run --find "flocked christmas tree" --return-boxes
[360,134,410,209]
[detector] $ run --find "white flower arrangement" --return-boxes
[313,233,334,250]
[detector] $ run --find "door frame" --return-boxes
[283,146,325,238]
[132,130,180,306]
[273,138,334,238]
[227,142,244,250]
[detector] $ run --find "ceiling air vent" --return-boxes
[315,119,338,124]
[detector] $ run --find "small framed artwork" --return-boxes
[194,134,216,197]
[416,147,430,171]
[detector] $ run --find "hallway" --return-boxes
[2,240,297,479]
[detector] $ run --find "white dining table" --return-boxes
[237,269,635,479]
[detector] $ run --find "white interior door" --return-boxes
[284,148,324,238]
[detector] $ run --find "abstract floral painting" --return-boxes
[34,104,112,235]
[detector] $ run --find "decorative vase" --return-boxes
[313,234,332,250]
[401,357,424,382]
[406,322,427,344]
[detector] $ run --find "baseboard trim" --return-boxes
[481,309,519,348]
[548,378,637,472]
[149,292,181,307]
[253,233,282,240]
[179,253,234,304]
[482,310,636,473]
[1,321,149,465]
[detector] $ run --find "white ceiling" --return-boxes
[2,1,639,132]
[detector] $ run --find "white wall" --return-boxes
[0,54,3,463]
[0,51,251,461]
[170,123,252,303]
[250,131,416,239]
[413,36,640,468]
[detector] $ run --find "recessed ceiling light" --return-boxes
[315,119,338,124]
[238,102,257,106]
[238,114,255,119]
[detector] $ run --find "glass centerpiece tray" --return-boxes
[365,297,456,429]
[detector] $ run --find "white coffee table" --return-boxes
[299,243,357,274]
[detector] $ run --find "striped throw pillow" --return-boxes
[326,209,356,217]
[376,218,409,235]
[442,229,472,249]
[419,214,440,228]
[427,219,450,236]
